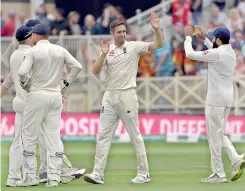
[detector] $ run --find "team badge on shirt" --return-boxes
[109,50,115,56]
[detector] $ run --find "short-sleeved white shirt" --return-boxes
[104,41,150,90]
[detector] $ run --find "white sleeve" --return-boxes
[134,41,151,55]
[184,36,219,63]
[18,48,33,82]
[63,48,82,83]
[2,72,13,88]
[204,37,213,50]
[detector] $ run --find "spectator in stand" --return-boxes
[171,22,185,75]
[35,7,51,27]
[171,0,192,26]
[82,14,101,35]
[191,0,202,25]
[1,11,5,29]
[1,10,16,36]
[207,5,227,31]
[235,50,245,75]
[138,52,156,77]
[15,12,28,29]
[237,0,245,17]
[242,42,245,57]
[232,31,245,50]
[50,8,71,35]
[154,42,175,77]
[68,11,81,35]
[225,8,243,33]
[110,6,131,32]
[183,57,198,75]
[40,3,55,21]
[213,0,226,11]
[96,3,117,34]
[230,21,243,43]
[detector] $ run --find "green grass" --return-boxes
[1,142,245,191]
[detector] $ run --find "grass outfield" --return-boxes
[1,142,245,191]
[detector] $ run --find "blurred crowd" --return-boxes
[1,0,245,77]
[138,0,245,77]
[1,3,130,36]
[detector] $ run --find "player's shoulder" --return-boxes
[49,43,64,50]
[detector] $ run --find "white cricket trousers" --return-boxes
[7,112,23,181]
[93,88,149,178]
[21,90,63,182]
[38,134,73,175]
[205,105,241,177]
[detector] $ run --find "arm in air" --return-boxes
[148,12,163,51]
[93,38,109,75]
[184,36,219,62]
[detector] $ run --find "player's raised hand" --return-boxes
[150,12,160,30]
[194,25,206,40]
[184,26,194,36]
[100,38,110,55]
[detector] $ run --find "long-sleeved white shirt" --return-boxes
[18,40,82,92]
[184,36,236,107]
[9,45,31,112]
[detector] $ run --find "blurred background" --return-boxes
[1,0,245,142]
[1,1,245,189]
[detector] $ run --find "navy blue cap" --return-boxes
[32,24,50,35]
[26,20,41,29]
[15,25,32,41]
[213,27,230,39]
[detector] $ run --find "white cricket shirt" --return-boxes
[9,45,31,112]
[18,40,82,92]
[104,41,150,90]
[184,36,236,107]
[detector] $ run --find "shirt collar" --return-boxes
[218,44,232,49]
[36,40,50,45]
[18,44,31,49]
[111,40,129,49]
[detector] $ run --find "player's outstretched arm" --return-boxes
[93,38,109,75]
[148,12,163,51]
[184,26,219,62]
[0,72,13,97]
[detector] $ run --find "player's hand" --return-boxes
[151,12,160,30]
[61,79,69,91]
[184,26,194,36]
[100,38,109,55]
[194,25,206,40]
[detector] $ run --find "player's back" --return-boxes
[207,44,236,107]
[10,45,30,112]
[29,40,65,92]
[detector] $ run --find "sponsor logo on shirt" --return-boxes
[203,50,209,55]
[109,50,115,56]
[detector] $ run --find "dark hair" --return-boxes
[110,20,125,32]
[104,3,112,9]
[218,37,230,44]
[56,8,65,17]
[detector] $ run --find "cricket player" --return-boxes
[184,26,245,183]
[84,12,163,184]
[16,24,82,187]
[1,21,85,187]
